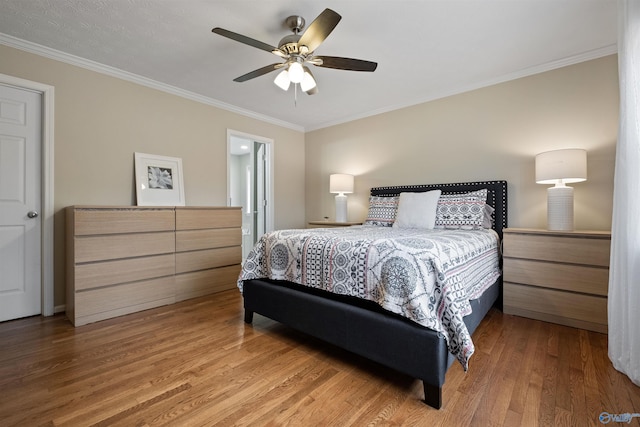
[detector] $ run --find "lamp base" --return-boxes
[547,186,574,231]
[335,194,347,222]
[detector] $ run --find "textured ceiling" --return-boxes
[0,0,618,131]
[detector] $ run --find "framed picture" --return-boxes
[134,152,185,206]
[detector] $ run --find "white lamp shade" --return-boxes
[300,67,317,92]
[535,149,587,184]
[274,69,290,91]
[288,62,304,83]
[329,174,354,194]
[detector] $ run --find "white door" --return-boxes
[0,84,42,321]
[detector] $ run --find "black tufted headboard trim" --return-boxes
[370,180,508,239]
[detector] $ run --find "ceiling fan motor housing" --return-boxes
[278,15,307,55]
[278,34,302,55]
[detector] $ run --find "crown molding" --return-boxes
[306,44,619,132]
[1,32,617,134]
[0,32,304,132]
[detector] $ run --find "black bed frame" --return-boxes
[242,180,507,409]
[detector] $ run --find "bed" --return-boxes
[238,180,507,409]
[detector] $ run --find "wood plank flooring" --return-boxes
[1,290,638,426]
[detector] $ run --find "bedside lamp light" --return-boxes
[329,174,354,222]
[535,148,587,231]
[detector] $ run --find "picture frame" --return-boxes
[134,152,185,206]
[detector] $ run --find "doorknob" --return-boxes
[27,211,39,218]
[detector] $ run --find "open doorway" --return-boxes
[227,130,274,261]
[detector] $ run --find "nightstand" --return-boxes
[307,221,362,228]
[502,228,611,333]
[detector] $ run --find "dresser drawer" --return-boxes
[176,208,242,230]
[175,265,241,301]
[503,233,610,267]
[73,208,175,235]
[75,276,175,322]
[503,258,608,296]
[74,231,175,263]
[74,254,175,291]
[504,282,607,332]
[175,246,242,274]
[176,228,242,252]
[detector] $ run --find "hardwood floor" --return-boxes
[1,290,638,426]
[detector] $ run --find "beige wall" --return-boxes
[305,55,619,231]
[0,44,619,311]
[0,45,306,307]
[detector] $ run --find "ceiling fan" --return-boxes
[212,8,377,96]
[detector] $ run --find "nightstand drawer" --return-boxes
[503,233,610,267]
[504,283,607,333]
[503,258,608,296]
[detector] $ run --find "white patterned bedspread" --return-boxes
[238,226,501,369]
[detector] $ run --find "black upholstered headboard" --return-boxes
[370,180,508,239]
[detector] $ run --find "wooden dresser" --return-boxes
[66,206,241,326]
[175,207,242,302]
[502,228,611,333]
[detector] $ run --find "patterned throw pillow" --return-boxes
[435,189,488,229]
[363,195,399,227]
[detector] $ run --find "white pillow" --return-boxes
[392,190,442,229]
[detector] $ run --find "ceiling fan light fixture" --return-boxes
[288,61,304,83]
[274,69,290,91]
[300,67,317,92]
[213,8,377,99]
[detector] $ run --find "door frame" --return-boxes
[0,73,55,316]
[226,129,274,235]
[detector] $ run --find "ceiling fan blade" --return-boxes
[233,63,282,82]
[313,56,378,72]
[212,27,278,53]
[297,8,341,53]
